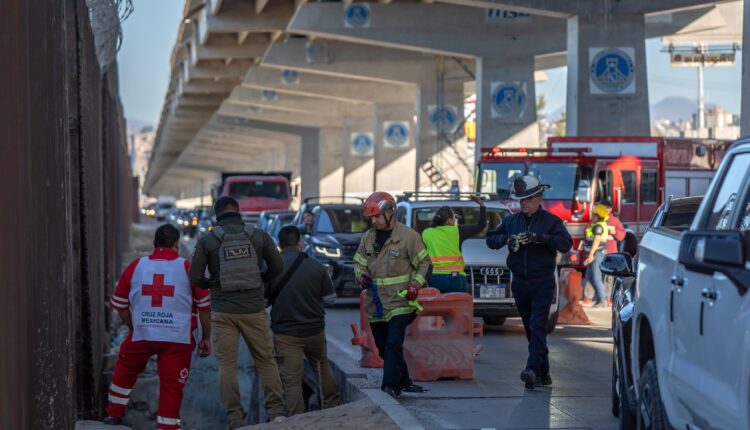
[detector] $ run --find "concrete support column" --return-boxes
[417,78,467,191]
[741,0,750,136]
[319,127,345,197]
[566,14,650,136]
[375,103,417,193]
[299,132,320,199]
[476,56,539,149]
[343,118,376,194]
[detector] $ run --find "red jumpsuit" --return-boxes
[107,248,210,430]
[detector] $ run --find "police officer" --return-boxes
[486,175,573,389]
[353,191,431,398]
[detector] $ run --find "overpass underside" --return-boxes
[143,0,744,204]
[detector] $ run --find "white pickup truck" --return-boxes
[609,140,750,429]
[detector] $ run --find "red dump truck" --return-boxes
[214,172,292,224]
[475,136,729,268]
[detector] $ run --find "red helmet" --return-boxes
[363,191,396,217]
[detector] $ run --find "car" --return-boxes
[257,210,289,232]
[395,192,561,332]
[266,211,296,245]
[605,196,703,429]
[293,197,369,297]
[612,139,749,430]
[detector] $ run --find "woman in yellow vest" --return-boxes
[421,195,486,293]
[583,204,610,308]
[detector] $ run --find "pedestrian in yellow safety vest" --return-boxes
[421,195,487,293]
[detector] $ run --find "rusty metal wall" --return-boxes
[0,0,134,427]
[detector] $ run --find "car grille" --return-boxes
[340,244,359,259]
[466,266,513,300]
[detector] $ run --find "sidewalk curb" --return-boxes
[324,340,424,430]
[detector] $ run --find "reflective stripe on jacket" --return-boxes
[421,225,465,276]
[353,222,431,322]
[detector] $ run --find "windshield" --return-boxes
[412,206,509,235]
[478,163,525,198]
[317,207,371,233]
[228,180,288,199]
[527,162,578,200]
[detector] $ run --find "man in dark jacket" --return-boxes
[486,175,573,389]
[189,196,285,427]
[268,226,340,416]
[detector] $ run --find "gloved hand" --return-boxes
[405,283,420,301]
[357,273,372,290]
[508,235,521,253]
[517,232,538,245]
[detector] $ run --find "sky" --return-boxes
[117,2,743,126]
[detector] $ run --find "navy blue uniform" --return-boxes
[486,209,572,375]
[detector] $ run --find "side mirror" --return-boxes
[577,179,592,204]
[600,252,635,277]
[679,230,749,294]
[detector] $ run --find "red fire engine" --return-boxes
[476,136,729,268]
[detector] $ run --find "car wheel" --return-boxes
[612,347,620,418]
[637,359,668,430]
[482,316,506,326]
[546,310,559,334]
[616,345,637,429]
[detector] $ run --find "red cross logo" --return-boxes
[142,274,175,307]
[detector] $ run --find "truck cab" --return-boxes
[216,172,292,224]
[621,139,750,430]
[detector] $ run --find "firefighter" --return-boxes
[583,204,610,307]
[421,195,486,293]
[103,224,211,429]
[353,191,431,398]
[486,175,573,389]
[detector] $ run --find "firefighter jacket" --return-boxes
[584,220,609,253]
[353,222,431,322]
[486,209,572,286]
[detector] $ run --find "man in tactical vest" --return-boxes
[189,196,286,427]
[486,176,572,389]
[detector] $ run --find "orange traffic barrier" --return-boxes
[403,288,477,381]
[350,290,384,368]
[557,268,592,325]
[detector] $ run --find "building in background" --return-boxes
[129,125,155,207]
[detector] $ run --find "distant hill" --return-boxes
[126,118,154,135]
[650,96,698,123]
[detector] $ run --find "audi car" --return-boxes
[395,192,560,332]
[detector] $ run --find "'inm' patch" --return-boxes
[223,245,251,260]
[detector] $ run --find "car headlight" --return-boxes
[314,245,341,258]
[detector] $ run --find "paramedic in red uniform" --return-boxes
[103,224,212,429]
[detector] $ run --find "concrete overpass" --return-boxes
[143,0,744,205]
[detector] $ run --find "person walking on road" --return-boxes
[421,195,487,293]
[583,204,610,308]
[353,191,432,398]
[103,224,212,429]
[603,201,625,255]
[486,175,573,389]
[267,226,341,416]
[189,196,286,427]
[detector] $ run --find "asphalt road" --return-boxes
[324,298,617,430]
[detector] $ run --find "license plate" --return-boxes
[480,284,506,299]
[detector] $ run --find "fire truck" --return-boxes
[475,136,729,267]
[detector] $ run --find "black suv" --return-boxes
[294,197,370,297]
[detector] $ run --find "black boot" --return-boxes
[382,386,401,399]
[536,373,552,387]
[520,368,537,389]
[401,384,430,393]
